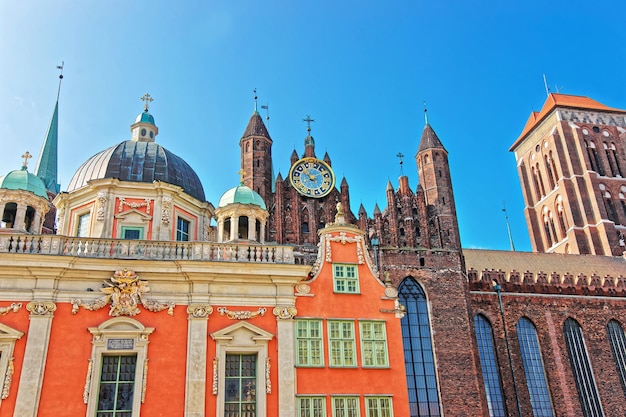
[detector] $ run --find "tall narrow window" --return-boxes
[549,151,559,183]
[556,198,567,237]
[77,212,91,237]
[603,192,619,224]
[532,166,542,200]
[474,314,507,417]
[224,354,257,417]
[296,319,324,366]
[611,143,623,177]
[366,396,393,417]
[332,397,359,417]
[545,155,555,189]
[604,143,617,177]
[97,355,137,417]
[328,320,356,367]
[360,321,389,367]
[398,277,441,417]
[176,217,190,241]
[563,318,604,417]
[517,318,554,417]
[333,264,359,294]
[607,320,626,396]
[298,396,326,417]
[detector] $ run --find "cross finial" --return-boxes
[303,115,315,134]
[21,151,32,169]
[238,169,246,184]
[396,152,405,176]
[424,101,429,124]
[141,93,153,111]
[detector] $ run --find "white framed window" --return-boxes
[211,321,273,417]
[328,320,356,367]
[365,396,393,417]
[298,396,326,417]
[0,322,23,408]
[333,264,359,294]
[296,319,324,367]
[359,321,389,368]
[76,211,92,237]
[176,217,190,241]
[85,317,154,417]
[332,396,360,417]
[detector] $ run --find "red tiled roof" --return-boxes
[510,94,626,151]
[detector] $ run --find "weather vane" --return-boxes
[303,115,315,135]
[261,103,269,121]
[56,61,64,101]
[141,93,153,111]
[424,101,429,124]
[253,88,258,112]
[397,152,405,176]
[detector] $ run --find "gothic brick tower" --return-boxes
[240,108,273,207]
[510,93,626,256]
[415,122,461,250]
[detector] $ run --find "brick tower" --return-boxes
[510,93,626,255]
[239,107,273,207]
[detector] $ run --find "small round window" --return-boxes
[141,128,147,136]
[149,131,154,138]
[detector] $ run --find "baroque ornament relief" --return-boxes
[26,301,57,316]
[272,306,297,320]
[96,192,107,221]
[71,269,174,317]
[118,197,151,214]
[216,307,266,320]
[187,304,213,319]
[161,196,172,224]
[0,303,21,316]
[1,358,14,400]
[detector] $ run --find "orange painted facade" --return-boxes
[295,224,410,416]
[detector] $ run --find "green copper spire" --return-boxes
[35,63,63,195]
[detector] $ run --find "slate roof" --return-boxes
[417,123,446,153]
[242,112,271,139]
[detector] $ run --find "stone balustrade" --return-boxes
[0,234,298,264]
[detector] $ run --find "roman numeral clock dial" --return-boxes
[289,157,336,198]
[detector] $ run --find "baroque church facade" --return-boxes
[0,80,625,417]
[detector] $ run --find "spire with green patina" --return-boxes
[35,63,63,195]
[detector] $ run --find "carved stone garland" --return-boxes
[212,357,219,395]
[71,269,174,317]
[265,357,271,394]
[1,358,14,399]
[83,359,93,404]
[118,198,151,214]
[96,192,107,221]
[216,307,266,320]
[0,303,21,316]
[161,196,172,224]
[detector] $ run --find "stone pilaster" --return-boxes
[185,304,212,417]
[13,301,56,417]
[273,306,297,417]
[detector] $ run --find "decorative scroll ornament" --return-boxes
[212,357,219,395]
[325,232,365,264]
[26,301,57,316]
[161,196,172,224]
[272,306,297,320]
[265,357,271,394]
[71,269,174,317]
[83,359,93,404]
[118,197,151,214]
[295,283,311,295]
[0,303,21,316]
[141,359,149,403]
[96,192,107,221]
[1,357,14,399]
[216,307,266,320]
[187,304,213,319]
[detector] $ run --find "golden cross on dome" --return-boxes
[141,93,153,111]
[238,169,246,184]
[21,151,32,168]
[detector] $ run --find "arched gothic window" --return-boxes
[602,190,618,224]
[517,318,554,416]
[607,320,626,396]
[549,151,559,184]
[563,318,604,417]
[532,166,542,200]
[611,143,623,177]
[545,154,556,190]
[536,163,546,197]
[604,142,617,177]
[398,278,441,417]
[474,314,507,417]
[556,197,567,238]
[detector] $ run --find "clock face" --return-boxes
[289,157,336,198]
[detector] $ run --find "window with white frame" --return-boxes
[360,321,389,367]
[333,264,359,294]
[328,320,356,367]
[85,317,154,417]
[77,212,91,237]
[365,396,393,417]
[176,217,190,241]
[296,319,324,367]
[332,396,360,417]
[298,396,326,417]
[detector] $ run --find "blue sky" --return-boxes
[1,1,625,251]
